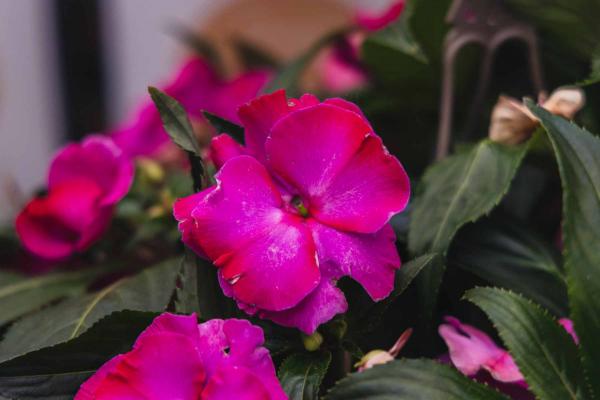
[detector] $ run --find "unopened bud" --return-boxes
[355,328,413,371]
[489,96,538,145]
[542,87,585,120]
[137,158,165,183]
[302,332,324,352]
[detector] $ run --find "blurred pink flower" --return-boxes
[175,90,410,333]
[76,313,286,400]
[111,57,271,158]
[439,316,578,399]
[15,136,133,260]
[317,1,405,93]
[354,0,406,32]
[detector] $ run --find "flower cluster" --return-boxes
[175,90,410,333]
[76,313,286,399]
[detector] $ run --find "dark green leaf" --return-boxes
[450,218,568,316]
[174,252,199,315]
[466,287,589,400]
[193,256,239,320]
[529,102,600,396]
[279,351,332,400]
[354,253,438,334]
[326,359,509,400]
[265,28,351,95]
[0,311,156,400]
[0,258,180,363]
[233,39,279,70]
[148,87,201,155]
[203,111,245,144]
[409,139,529,316]
[0,270,97,326]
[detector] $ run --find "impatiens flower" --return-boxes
[354,0,406,32]
[439,316,578,399]
[489,87,585,145]
[111,57,271,158]
[316,1,405,93]
[15,136,133,260]
[175,90,410,333]
[76,313,286,400]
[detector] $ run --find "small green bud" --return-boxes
[302,332,324,352]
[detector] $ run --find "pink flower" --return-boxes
[15,136,133,260]
[76,313,286,400]
[111,57,271,158]
[174,90,410,333]
[354,1,406,32]
[439,316,579,399]
[317,1,405,93]
[559,318,579,344]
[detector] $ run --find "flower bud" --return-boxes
[355,328,412,371]
[302,332,324,352]
[137,158,165,184]
[542,87,585,120]
[489,96,537,145]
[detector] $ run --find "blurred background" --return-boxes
[0,0,393,222]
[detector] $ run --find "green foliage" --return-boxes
[265,28,352,96]
[148,87,201,156]
[529,102,600,396]
[0,270,98,326]
[450,218,568,316]
[326,359,509,399]
[203,111,245,144]
[409,139,529,316]
[348,253,438,335]
[279,351,332,400]
[0,311,156,399]
[0,258,180,363]
[466,287,589,399]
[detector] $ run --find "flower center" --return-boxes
[291,196,309,218]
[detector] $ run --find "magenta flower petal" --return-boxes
[15,180,110,260]
[48,135,133,206]
[439,316,524,383]
[209,134,247,169]
[173,189,214,258]
[309,221,399,300]
[355,0,405,32]
[77,314,285,399]
[559,318,579,344]
[209,70,272,124]
[266,104,369,200]
[185,156,320,311]
[238,90,294,163]
[202,366,272,400]
[197,319,287,400]
[324,97,373,130]
[259,279,348,334]
[310,135,410,233]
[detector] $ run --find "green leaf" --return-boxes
[174,253,200,315]
[466,287,589,400]
[352,253,438,334]
[0,258,180,363]
[0,311,156,400]
[148,87,201,155]
[408,139,529,316]
[528,102,600,397]
[0,270,96,326]
[264,28,351,95]
[193,255,239,320]
[203,111,245,144]
[279,351,332,400]
[326,359,509,399]
[233,39,279,70]
[450,217,568,316]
